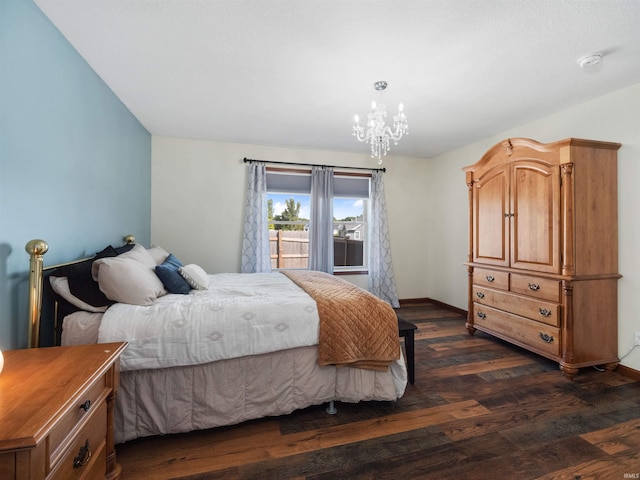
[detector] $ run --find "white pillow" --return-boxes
[146,245,170,265]
[49,276,108,313]
[179,264,210,290]
[61,311,103,346]
[92,244,166,305]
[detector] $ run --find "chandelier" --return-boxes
[352,81,408,164]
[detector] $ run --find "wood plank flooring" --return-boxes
[116,302,640,479]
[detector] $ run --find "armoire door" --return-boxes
[472,166,509,267]
[509,160,561,273]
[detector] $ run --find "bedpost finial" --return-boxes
[124,235,135,245]
[26,239,48,349]
[25,239,49,257]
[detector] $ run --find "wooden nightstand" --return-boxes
[397,316,417,385]
[0,342,127,480]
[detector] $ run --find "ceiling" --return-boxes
[34,0,640,160]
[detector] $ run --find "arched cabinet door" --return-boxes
[471,165,509,267]
[509,159,561,274]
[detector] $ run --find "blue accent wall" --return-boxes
[0,0,151,349]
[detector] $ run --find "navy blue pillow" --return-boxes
[114,243,135,255]
[155,253,191,294]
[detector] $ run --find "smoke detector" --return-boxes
[577,53,603,68]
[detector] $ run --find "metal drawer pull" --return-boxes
[79,400,91,412]
[476,292,485,298]
[539,308,552,317]
[477,311,486,319]
[73,440,92,469]
[528,283,540,291]
[486,275,495,282]
[539,332,554,343]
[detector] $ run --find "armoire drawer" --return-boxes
[472,286,560,327]
[473,303,561,358]
[473,268,509,290]
[510,273,561,303]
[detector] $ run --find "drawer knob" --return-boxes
[486,275,495,282]
[539,332,554,343]
[476,292,485,299]
[73,440,92,469]
[528,283,540,291]
[79,400,91,412]
[477,311,486,319]
[539,308,552,317]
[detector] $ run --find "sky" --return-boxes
[268,194,364,221]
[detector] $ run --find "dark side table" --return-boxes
[397,315,418,384]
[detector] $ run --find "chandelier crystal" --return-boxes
[352,81,408,164]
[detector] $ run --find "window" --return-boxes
[332,196,367,269]
[266,169,370,272]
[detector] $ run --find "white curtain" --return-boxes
[240,162,272,273]
[309,166,334,273]
[368,171,399,307]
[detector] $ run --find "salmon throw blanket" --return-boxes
[282,270,400,371]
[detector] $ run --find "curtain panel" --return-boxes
[240,162,272,273]
[309,166,334,273]
[368,171,400,307]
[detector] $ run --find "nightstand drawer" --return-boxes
[473,268,509,290]
[49,376,107,466]
[473,286,560,327]
[510,273,561,302]
[49,401,107,480]
[473,303,560,358]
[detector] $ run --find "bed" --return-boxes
[27,237,407,445]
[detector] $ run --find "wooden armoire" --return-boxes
[463,137,621,378]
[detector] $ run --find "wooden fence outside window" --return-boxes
[269,230,363,269]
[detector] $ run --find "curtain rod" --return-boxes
[243,157,386,173]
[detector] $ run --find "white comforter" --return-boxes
[97,272,320,371]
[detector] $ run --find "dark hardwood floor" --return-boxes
[116,302,640,479]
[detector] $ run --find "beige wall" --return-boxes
[152,81,640,371]
[151,139,430,298]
